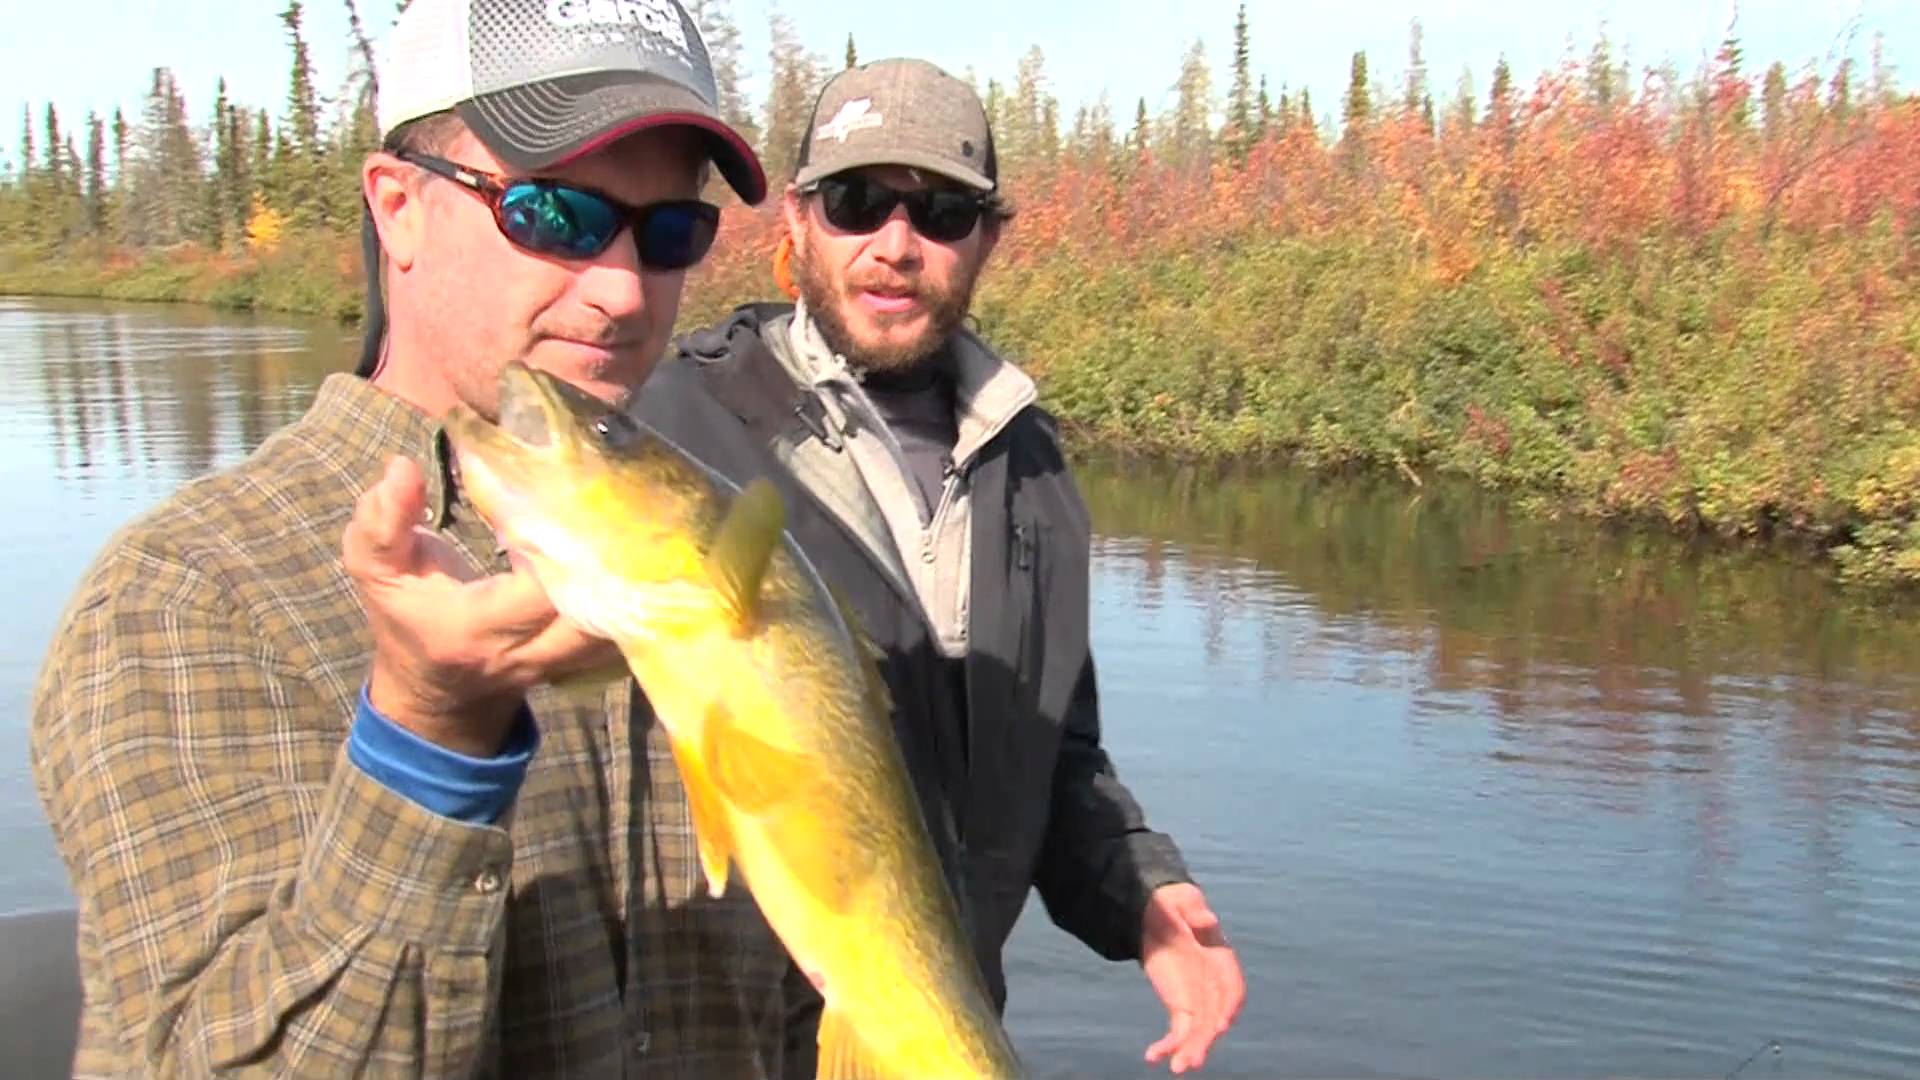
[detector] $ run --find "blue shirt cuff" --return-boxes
[346,684,539,825]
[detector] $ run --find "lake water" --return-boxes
[4,295,1919,1078]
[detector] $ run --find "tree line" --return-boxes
[7,2,1902,258]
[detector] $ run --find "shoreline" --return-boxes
[2,260,1913,600]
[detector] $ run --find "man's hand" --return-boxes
[342,455,623,756]
[1140,882,1245,1074]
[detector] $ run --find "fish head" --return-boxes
[441,361,717,640]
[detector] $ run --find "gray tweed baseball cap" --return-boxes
[377,0,766,205]
[793,58,997,193]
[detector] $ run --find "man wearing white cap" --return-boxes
[30,1,797,1075]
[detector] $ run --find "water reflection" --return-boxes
[0,297,350,915]
[10,297,344,495]
[1075,455,1920,813]
[992,454,1920,1079]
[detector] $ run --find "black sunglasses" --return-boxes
[806,174,988,244]
[398,152,720,271]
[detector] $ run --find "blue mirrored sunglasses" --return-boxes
[398,151,720,271]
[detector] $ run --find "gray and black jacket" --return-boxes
[629,301,1194,1028]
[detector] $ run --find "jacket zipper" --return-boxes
[922,457,965,641]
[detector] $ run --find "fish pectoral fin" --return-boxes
[701,700,811,816]
[818,1007,892,1080]
[666,732,735,898]
[704,476,786,635]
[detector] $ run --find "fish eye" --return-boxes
[592,411,641,447]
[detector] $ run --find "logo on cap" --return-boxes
[815,98,885,143]
[544,0,691,54]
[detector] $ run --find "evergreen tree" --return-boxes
[1761,61,1788,145]
[160,70,206,244]
[1486,56,1519,233]
[337,0,383,228]
[1446,67,1477,134]
[1082,93,1116,173]
[1255,75,1272,144]
[690,0,756,144]
[19,106,35,199]
[343,0,381,107]
[1869,31,1897,105]
[1341,51,1372,172]
[1713,31,1751,131]
[85,112,106,234]
[1344,51,1372,133]
[226,101,251,241]
[1006,46,1058,170]
[43,104,63,182]
[982,78,1006,149]
[278,1,327,229]
[124,67,203,245]
[62,135,83,231]
[250,109,274,215]
[110,108,128,187]
[1225,5,1255,162]
[1167,39,1213,170]
[1828,57,1853,119]
[108,107,129,242]
[759,9,826,183]
[1489,56,1514,118]
[1404,19,1429,119]
[1587,27,1627,109]
[1040,96,1060,164]
[210,78,236,247]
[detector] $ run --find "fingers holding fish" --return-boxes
[343,453,616,756]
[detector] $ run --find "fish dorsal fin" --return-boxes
[704,477,786,634]
[818,1006,893,1080]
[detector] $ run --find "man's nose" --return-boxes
[867,206,922,266]
[574,228,649,318]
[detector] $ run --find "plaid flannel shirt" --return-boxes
[30,372,796,1078]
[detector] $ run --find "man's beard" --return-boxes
[791,225,980,374]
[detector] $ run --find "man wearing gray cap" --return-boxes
[31,1,801,1076]
[667,58,1245,1075]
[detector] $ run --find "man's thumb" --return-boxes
[1177,888,1220,931]
[345,457,427,576]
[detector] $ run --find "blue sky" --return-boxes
[2,1,1915,170]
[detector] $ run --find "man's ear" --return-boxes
[363,152,425,273]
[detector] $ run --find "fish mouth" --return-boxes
[441,363,600,540]
[445,362,610,459]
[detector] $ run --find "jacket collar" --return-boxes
[783,300,1038,470]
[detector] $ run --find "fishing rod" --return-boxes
[1724,1038,1783,1079]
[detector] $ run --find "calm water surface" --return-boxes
[4,296,1919,1078]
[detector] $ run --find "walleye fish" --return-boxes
[442,361,1025,1079]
